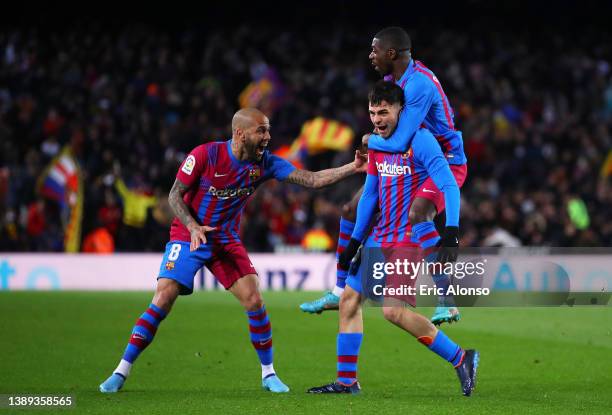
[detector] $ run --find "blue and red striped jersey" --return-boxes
[372,59,467,165]
[352,129,460,245]
[369,148,425,244]
[170,140,296,244]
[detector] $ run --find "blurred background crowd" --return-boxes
[1,3,611,252]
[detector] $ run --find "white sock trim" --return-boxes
[332,286,345,297]
[114,359,132,378]
[261,363,275,379]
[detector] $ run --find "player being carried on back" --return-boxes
[307,81,479,396]
[300,27,467,326]
[100,108,367,394]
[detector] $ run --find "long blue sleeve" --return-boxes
[412,130,460,227]
[368,77,435,153]
[351,172,379,241]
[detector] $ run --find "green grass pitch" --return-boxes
[1,291,611,414]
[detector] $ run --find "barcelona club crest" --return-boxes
[249,167,261,180]
[401,148,413,159]
[165,261,175,271]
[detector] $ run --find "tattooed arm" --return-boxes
[168,179,198,229]
[285,149,368,189]
[168,179,215,251]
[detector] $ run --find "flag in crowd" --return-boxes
[37,145,83,252]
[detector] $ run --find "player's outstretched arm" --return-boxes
[168,179,216,251]
[284,150,367,188]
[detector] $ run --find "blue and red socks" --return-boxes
[334,217,356,297]
[337,333,363,385]
[418,330,465,367]
[115,303,167,377]
[411,221,452,300]
[247,306,275,379]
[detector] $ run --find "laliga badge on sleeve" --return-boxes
[181,155,196,175]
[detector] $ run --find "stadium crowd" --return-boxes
[0,19,611,252]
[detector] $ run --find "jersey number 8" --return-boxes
[168,244,182,261]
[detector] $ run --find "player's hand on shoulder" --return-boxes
[361,133,371,149]
[354,150,368,173]
[188,224,217,251]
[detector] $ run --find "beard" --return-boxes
[244,135,264,161]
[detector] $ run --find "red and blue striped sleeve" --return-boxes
[352,151,379,241]
[368,76,435,153]
[176,144,208,187]
[266,154,296,181]
[412,130,460,227]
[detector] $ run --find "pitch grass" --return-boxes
[1,292,611,415]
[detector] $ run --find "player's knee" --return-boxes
[341,203,356,222]
[339,288,360,315]
[242,292,264,311]
[408,209,421,226]
[408,201,435,225]
[382,306,404,325]
[153,284,179,312]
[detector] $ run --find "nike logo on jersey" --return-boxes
[422,188,436,193]
[214,172,228,177]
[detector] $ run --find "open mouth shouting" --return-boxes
[256,141,268,157]
[375,124,390,137]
